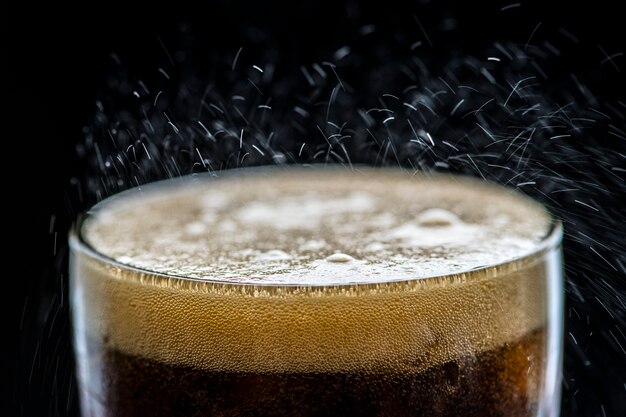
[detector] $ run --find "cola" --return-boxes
[71,167,563,417]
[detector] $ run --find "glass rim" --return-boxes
[70,167,564,289]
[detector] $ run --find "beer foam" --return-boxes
[82,168,552,285]
[72,168,560,373]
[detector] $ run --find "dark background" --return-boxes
[6,1,625,416]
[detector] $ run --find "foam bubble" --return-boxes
[300,240,327,251]
[416,208,460,227]
[255,250,291,261]
[325,253,355,263]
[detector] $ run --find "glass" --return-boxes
[70,170,563,417]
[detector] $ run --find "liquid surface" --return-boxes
[82,168,551,285]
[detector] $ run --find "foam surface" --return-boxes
[82,168,551,285]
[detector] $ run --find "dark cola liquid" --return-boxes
[77,328,545,417]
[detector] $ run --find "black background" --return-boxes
[6,1,626,416]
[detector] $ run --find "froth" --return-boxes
[82,168,551,285]
[72,168,558,373]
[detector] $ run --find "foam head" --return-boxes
[73,167,558,373]
[82,167,552,285]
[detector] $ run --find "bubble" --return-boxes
[325,253,355,263]
[300,240,327,251]
[416,208,460,227]
[364,242,386,252]
[256,250,291,261]
[185,222,206,235]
